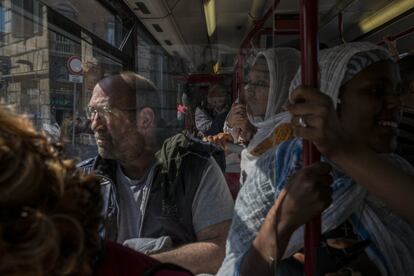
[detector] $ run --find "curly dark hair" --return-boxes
[0,107,103,276]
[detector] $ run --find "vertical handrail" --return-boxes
[235,55,245,102]
[299,0,321,275]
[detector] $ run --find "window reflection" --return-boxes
[43,0,126,48]
[0,0,129,161]
[11,0,43,39]
[0,0,189,162]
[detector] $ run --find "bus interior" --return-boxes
[1,0,414,275]
[1,0,413,161]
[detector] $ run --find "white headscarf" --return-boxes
[239,48,299,186]
[288,42,394,107]
[247,48,300,151]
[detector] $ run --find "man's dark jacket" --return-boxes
[78,133,225,246]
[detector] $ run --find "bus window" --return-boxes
[43,0,129,48]
[0,0,134,162]
[1,0,414,275]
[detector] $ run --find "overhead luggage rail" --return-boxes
[378,26,414,46]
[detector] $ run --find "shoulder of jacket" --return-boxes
[77,157,96,169]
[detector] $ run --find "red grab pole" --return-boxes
[299,0,321,275]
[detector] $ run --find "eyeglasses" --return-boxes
[244,80,269,93]
[85,106,137,120]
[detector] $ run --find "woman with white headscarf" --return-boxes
[226,48,300,185]
[218,42,414,276]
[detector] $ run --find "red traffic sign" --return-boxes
[67,56,82,75]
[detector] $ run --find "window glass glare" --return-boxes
[42,0,127,47]
[0,0,230,166]
[0,0,126,162]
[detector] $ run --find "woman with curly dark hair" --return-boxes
[0,107,193,276]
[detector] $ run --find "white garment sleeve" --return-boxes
[191,157,234,233]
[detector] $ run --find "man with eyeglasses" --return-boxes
[78,71,234,275]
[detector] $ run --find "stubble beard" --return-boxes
[98,142,145,163]
[97,146,116,160]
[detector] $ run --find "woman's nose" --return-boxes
[245,84,254,97]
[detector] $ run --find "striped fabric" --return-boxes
[289,42,393,109]
[218,138,414,276]
[217,149,277,276]
[342,49,391,85]
[273,139,414,276]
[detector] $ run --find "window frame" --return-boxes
[11,0,43,39]
[46,2,134,70]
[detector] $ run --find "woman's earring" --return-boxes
[337,98,342,105]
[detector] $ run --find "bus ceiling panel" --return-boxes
[216,0,251,49]
[123,0,194,65]
[126,0,257,73]
[363,13,414,54]
[252,0,410,48]
[216,13,249,50]
[320,0,414,47]
[237,0,338,50]
[276,0,334,14]
[124,0,208,60]
[216,0,252,14]
[154,0,207,46]
[169,0,209,47]
[229,0,307,51]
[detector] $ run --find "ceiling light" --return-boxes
[359,0,414,33]
[203,0,216,37]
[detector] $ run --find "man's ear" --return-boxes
[137,107,155,130]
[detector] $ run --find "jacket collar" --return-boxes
[93,155,117,182]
